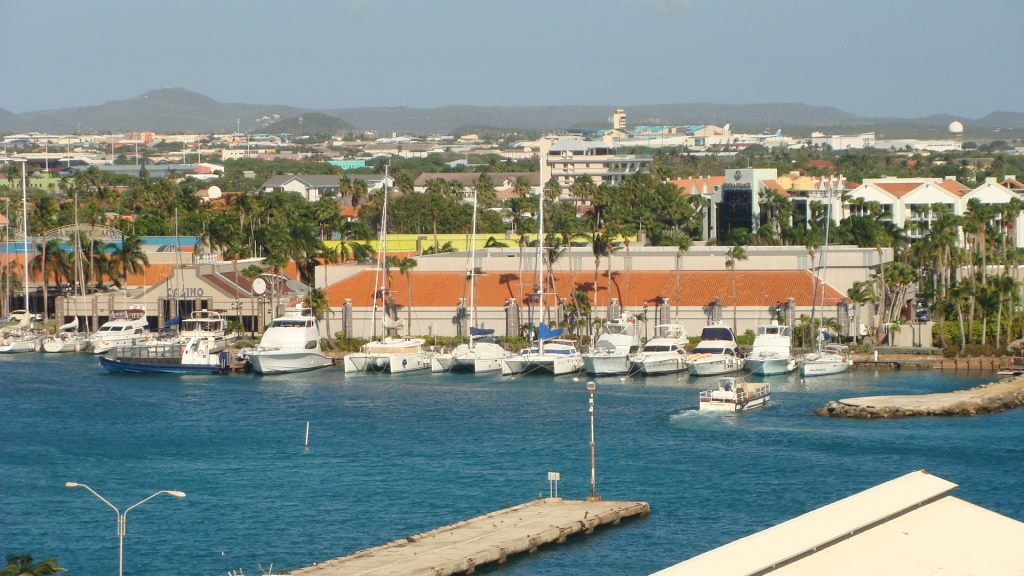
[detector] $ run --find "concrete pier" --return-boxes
[816,375,1024,418]
[287,498,649,576]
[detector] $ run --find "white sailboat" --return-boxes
[800,183,852,377]
[244,305,332,374]
[583,312,640,375]
[686,322,744,376]
[632,324,688,375]
[344,166,434,374]
[745,321,796,375]
[42,317,86,352]
[0,164,42,354]
[501,180,583,377]
[432,191,509,373]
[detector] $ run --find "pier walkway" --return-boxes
[288,498,649,576]
[816,374,1024,418]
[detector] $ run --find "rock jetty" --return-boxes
[815,376,1024,418]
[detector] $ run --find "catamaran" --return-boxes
[699,377,771,411]
[432,190,509,373]
[632,324,688,375]
[745,321,796,375]
[501,179,583,377]
[343,166,434,374]
[243,305,332,374]
[799,183,852,377]
[686,322,744,376]
[583,312,641,375]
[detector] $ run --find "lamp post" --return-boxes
[586,381,600,502]
[65,482,185,576]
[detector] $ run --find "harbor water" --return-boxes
[2,354,1023,576]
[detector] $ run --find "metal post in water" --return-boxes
[305,422,310,447]
[586,381,600,502]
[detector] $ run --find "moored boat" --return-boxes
[99,336,232,374]
[686,323,744,376]
[243,305,332,374]
[432,328,508,373]
[632,324,688,375]
[699,377,770,411]
[745,321,796,375]
[800,344,853,377]
[87,308,150,354]
[583,312,640,375]
[501,323,584,376]
[42,317,87,353]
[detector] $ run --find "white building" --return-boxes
[258,174,393,202]
[539,135,651,195]
[811,131,876,149]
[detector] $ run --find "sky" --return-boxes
[1,0,1021,118]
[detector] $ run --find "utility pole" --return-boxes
[586,380,600,502]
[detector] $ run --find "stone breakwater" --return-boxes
[815,376,1024,418]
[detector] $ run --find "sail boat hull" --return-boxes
[501,354,583,376]
[0,336,40,353]
[42,336,86,353]
[344,351,433,373]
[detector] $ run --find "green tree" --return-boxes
[725,244,748,336]
[109,235,150,288]
[241,264,264,336]
[1,553,66,576]
[30,193,58,321]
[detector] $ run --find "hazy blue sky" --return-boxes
[1,0,1020,117]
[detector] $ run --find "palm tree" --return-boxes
[1,553,66,576]
[725,244,748,336]
[241,264,264,336]
[109,235,149,288]
[30,193,58,321]
[590,232,612,326]
[395,256,417,331]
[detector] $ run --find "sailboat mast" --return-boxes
[20,162,29,313]
[536,183,545,354]
[818,184,835,350]
[468,190,478,351]
[372,165,389,341]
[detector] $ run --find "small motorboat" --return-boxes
[699,377,770,412]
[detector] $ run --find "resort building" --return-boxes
[652,470,1024,575]
[258,174,393,202]
[539,135,651,196]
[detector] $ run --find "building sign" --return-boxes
[166,286,206,298]
[45,224,124,243]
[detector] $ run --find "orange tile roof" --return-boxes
[936,179,969,196]
[761,179,790,197]
[326,269,844,309]
[873,182,922,198]
[669,176,726,195]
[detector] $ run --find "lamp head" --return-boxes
[586,381,596,392]
[65,482,79,488]
[167,490,186,499]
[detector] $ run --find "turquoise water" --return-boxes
[2,355,1023,576]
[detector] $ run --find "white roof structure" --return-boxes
[652,470,1024,576]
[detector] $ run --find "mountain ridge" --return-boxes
[2,88,1022,135]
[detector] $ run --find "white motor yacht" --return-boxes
[0,313,41,353]
[699,377,770,411]
[178,309,234,351]
[632,324,689,375]
[801,343,853,377]
[745,321,796,375]
[432,327,509,373]
[502,323,584,376]
[87,308,150,354]
[244,306,332,374]
[686,323,745,376]
[42,317,87,353]
[583,313,641,375]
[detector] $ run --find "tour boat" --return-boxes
[800,344,853,377]
[432,327,509,373]
[632,324,688,375]
[686,323,744,376]
[744,321,796,375]
[243,305,332,374]
[699,377,771,411]
[87,308,150,354]
[99,336,232,374]
[501,323,584,376]
[42,317,87,353]
[430,192,509,374]
[583,312,641,375]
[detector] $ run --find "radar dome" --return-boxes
[207,185,222,199]
[948,120,964,134]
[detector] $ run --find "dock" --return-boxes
[287,498,649,576]
[816,374,1024,418]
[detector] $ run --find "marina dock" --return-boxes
[288,498,649,576]
[816,374,1024,418]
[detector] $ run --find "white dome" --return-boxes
[948,121,964,134]
[207,185,222,199]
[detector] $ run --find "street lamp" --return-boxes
[586,381,600,502]
[65,482,186,576]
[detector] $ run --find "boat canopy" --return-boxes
[700,326,734,341]
[470,326,495,336]
[164,316,181,326]
[538,322,563,340]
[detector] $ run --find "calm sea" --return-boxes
[2,355,1022,576]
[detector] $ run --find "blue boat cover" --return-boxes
[538,322,563,340]
[165,316,181,326]
[470,326,495,336]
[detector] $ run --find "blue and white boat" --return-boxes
[501,323,584,376]
[99,336,232,374]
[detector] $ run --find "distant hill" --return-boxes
[262,112,353,136]
[1,88,1022,137]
